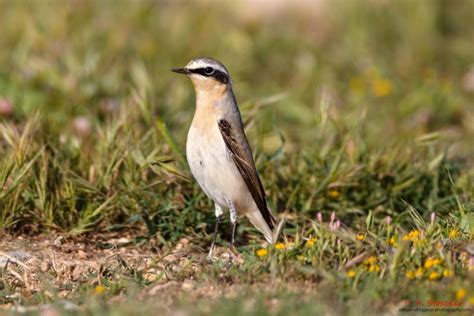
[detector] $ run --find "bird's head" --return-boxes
[172,57,231,95]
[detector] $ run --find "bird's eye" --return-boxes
[204,67,214,75]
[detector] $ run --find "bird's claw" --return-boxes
[224,255,234,269]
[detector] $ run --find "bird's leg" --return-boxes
[207,218,220,260]
[208,204,223,261]
[229,204,238,253]
[223,203,240,269]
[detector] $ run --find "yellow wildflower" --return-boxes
[275,242,285,250]
[409,229,420,239]
[305,237,317,248]
[328,189,341,199]
[428,271,441,280]
[364,256,377,265]
[448,229,459,239]
[424,257,441,269]
[402,230,423,244]
[415,267,424,278]
[94,285,106,295]
[372,78,393,97]
[363,256,380,272]
[456,288,467,300]
[405,271,415,280]
[424,258,433,269]
[347,270,356,278]
[356,233,366,241]
[388,236,397,247]
[442,269,454,278]
[256,248,268,257]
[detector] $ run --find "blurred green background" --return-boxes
[0,0,472,238]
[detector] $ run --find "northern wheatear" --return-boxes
[172,57,276,258]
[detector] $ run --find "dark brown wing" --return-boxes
[218,119,275,230]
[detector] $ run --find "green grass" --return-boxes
[0,0,473,315]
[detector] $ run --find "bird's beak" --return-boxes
[171,68,191,75]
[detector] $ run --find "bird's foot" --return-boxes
[205,246,243,266]
[224,255,234,269]
[206,245,217,263]
[224,247,243,268]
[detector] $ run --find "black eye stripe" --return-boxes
[189,68,229,84]
[189,68,218,77]
[214,72,229,84]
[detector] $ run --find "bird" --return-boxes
[172,57,276,259]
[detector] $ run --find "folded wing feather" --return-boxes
[217,119,276,234]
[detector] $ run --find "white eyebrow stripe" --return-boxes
[186,58,229,75]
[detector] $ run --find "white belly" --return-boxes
[186,124,250,210]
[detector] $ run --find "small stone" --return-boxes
[78,250,87,259]
[181,280,194,291]
[53,236,64,245]
[117,237,130,244]
[40,261,50,272]
[40,306,60,316]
